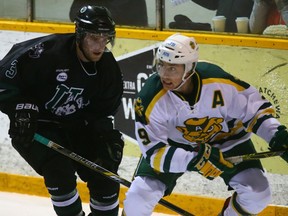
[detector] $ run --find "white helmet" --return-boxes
[156,33,199,74]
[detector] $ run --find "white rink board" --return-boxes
[0,191,174,216]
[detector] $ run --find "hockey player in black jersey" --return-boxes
[0,5,124,216]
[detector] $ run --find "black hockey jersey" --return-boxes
[0,33,123,124]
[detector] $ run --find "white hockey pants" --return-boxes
[123,176,166,216]
[224,168,271,215]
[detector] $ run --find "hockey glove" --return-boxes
[187,143,235,180]
[269,125,288,163]
[95,130,124,173]
[8,103,39,148]
[169,15,212,31]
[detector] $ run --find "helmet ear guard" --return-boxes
[75,5,116,46]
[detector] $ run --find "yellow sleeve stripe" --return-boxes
[246,108,276,132]
[194,73,201,102]
[145,89,167,123]
[202,78,245,91]
[153,147,166,171]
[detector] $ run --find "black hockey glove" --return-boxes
[269,125,288,163]
[8,103,39,148]
[187,143,235,180]
[95,130,124,173]
[169,15,212,31]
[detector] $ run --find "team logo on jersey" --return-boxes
[45,84,90,116]
[28,42,44,58]
[176,116,224,143]
[134,97,144,117]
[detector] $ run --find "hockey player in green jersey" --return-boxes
[123,33,288,215]
[0,5,123,216]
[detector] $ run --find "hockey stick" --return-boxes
[225,150,285,164]
[34,133,194,216]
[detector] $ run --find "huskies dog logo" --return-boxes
[176,116,224,143]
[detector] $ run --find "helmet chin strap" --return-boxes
[173,62,197,91]
[173,70,195,91]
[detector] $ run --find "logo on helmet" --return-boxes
[190,41,196,49]
[80,6,87,14]
[167,41,176,47]
[163,51,170,57]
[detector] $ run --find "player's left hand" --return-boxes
[95,130,124,173]
[187,143,236,180]
[269,125,288,163]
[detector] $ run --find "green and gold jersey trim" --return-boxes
[146,89,167,124]
[135,73,167,124]
[202,78,246,92]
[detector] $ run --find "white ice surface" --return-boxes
[0,191,172,216]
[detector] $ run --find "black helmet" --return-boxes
[75,5,116,44]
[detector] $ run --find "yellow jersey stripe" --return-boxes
[194,72,201,102]
[247,108,275,132]
[203,78,245,91]
[153,147,166,171]
[146,89,167,123]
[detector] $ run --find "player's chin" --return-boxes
[90,53,103,62]
[162,82,175,90]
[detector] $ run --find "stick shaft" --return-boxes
[226,150,285,164]
[34,133,194,216]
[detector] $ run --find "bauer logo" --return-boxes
[167,41,176,47]
[56,72,68,82]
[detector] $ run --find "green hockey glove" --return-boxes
[188,143,235,180]
[269,125,288,163]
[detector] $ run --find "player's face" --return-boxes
[78,33,108,62]
[157,60,185,90]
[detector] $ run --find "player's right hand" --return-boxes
[9,103,39,148]
[269,125,288,163]
[94,130,124,173]
[187,143,235,180]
